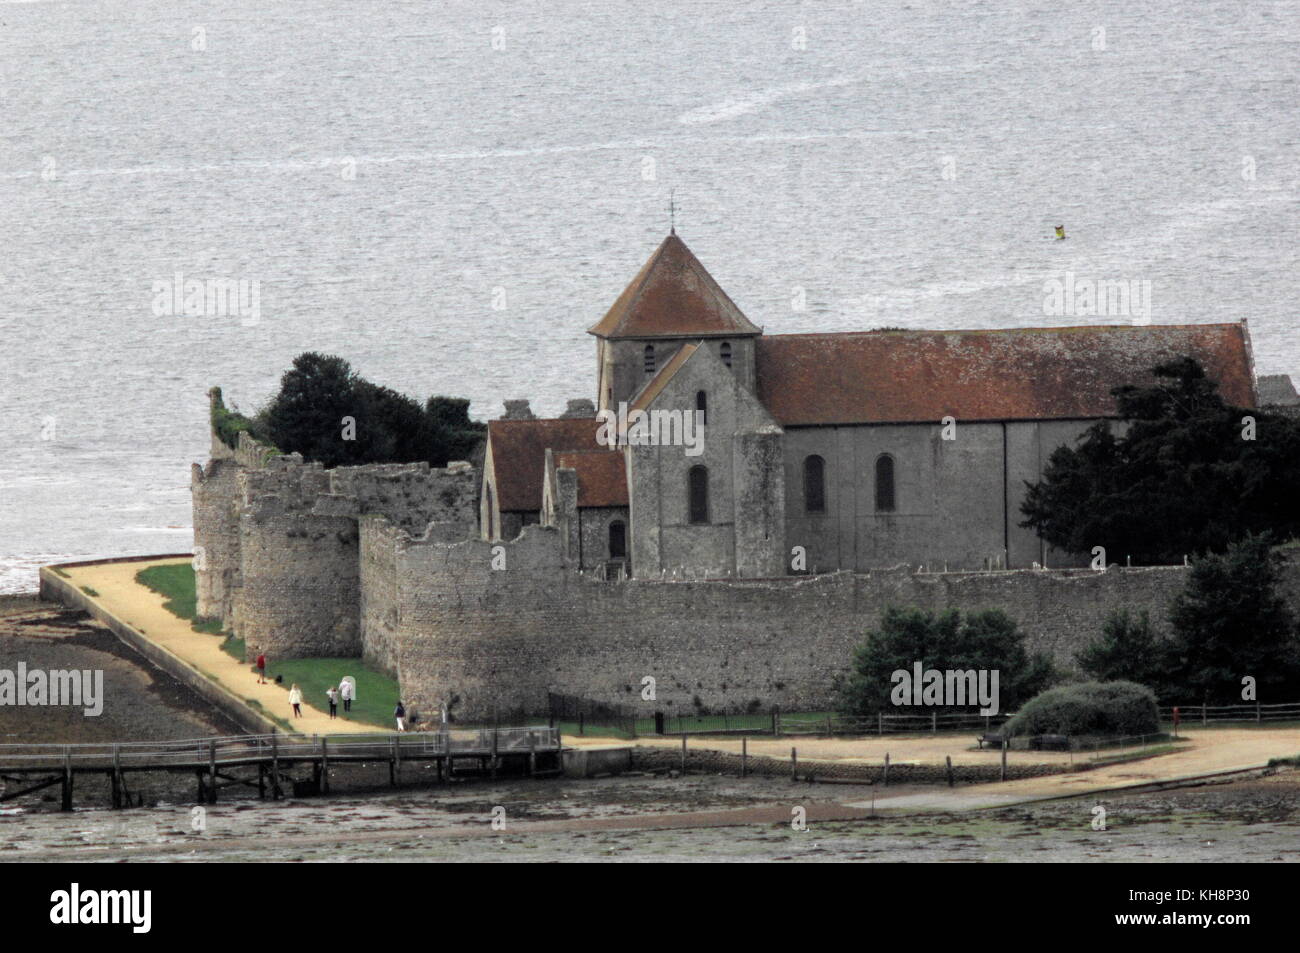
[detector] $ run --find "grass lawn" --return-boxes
[137,563,401,728]
[136,563,224,634]
[266,658,400,730]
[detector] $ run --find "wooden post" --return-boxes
[826,715,833,737]
[878,712,883,736]
[883,752,889,787]
[946,755,954,787]
[791,746,797,781]
[579,712,584,737]
[393,735,402,785]
[1256,700,1261,723]
[1202,703,1207,726]
[931,710,937,734]
[258,762,266,799]
[111,744,122,809]
[320,737,329,794]
[271,731,281,799]
[62,746,72,811]
[490,729,499,780]
[741,737,748,778]
[1000,738,1008,781]
[771,709,778,737]
[528,731,536,778]
[208,739,217,804]
[681,735,688,774]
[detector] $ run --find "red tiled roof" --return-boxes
[755,324,1256,426]
[488,418,605,512]
[587,233,762,340]
[555,451,628,507]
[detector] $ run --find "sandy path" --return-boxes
[59,558,380,736]
[569,727,1300,806]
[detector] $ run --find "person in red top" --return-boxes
[256,651,267,684]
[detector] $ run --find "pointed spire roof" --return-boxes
[588,233,762,339]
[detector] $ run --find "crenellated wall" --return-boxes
[376,542,1300,722]
[191,392,481,660]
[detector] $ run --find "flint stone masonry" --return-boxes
[385,532,1295,723]
[191,404,481,659]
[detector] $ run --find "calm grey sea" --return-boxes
[1,0,1298,592]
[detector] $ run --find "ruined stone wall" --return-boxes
[234,467,360,659]
[192,390,482,661]
[191,458,242,621]
[384,534,1273,721]
[359,516,403,675]
[329,462,478,534]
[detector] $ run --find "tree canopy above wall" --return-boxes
[1020,357,1300,565]
[213,352,484,469]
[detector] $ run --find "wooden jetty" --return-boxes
[0,727,563,810]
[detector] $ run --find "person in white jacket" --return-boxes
[289,684,303,718]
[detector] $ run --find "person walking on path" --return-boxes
[256,651,267,684]
[394,700,406,732]
[340,679,353,713]
[289,684,303,718]
[326,685,339,720]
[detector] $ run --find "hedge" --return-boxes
[1004,680,1159,737]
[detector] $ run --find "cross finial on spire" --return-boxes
[669,189,676,235]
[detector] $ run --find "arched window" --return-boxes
[608,520,626,559]
[688,465,709,524]
[695,390,707,425]
[875,454,896,512]
[643,344,656,374]
[720,341,732,368]
[803,455,825,513]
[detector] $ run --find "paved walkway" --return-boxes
[57,557,381,736]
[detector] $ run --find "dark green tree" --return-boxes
[1075,609,1170,699]
[1166,535,1300,705]
[256,352,485,468]
[837,607,1057,715]
[1020,357,1300,564]
[259,352,363,467]
[424,395,486,464]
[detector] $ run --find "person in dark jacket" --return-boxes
[394,701,406,732]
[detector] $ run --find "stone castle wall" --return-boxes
[193,393,1300,724]
[380,524,1254,722]
[191,404,480,660]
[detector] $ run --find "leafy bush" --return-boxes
[1075,609,1169,698]
[838,607,1058,715]
[210,386,265,450]
[1004,681,1158,737]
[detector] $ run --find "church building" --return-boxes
[480,233,1258,578]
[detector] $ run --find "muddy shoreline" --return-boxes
[3,771,1298,863]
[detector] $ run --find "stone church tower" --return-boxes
[587,230,763,412]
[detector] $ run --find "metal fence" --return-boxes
[547,692,639,738]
